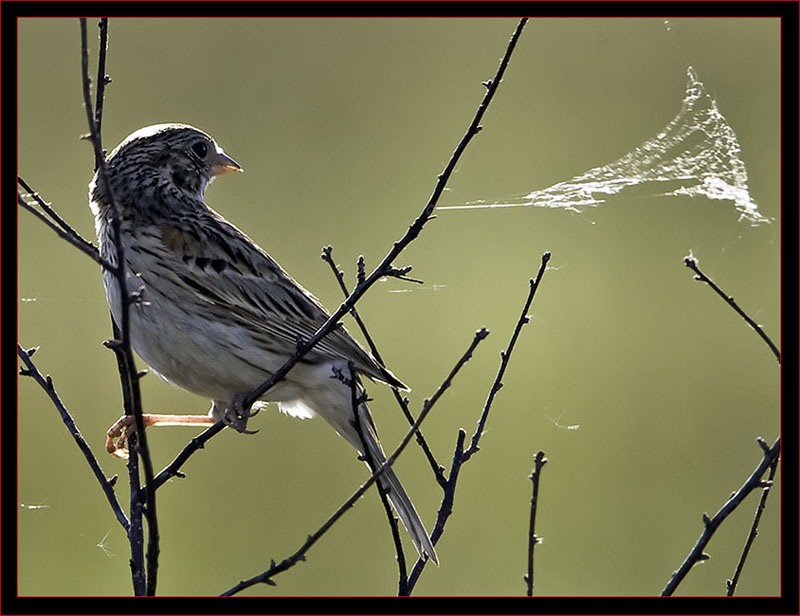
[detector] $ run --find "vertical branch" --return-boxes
[525,451,547,596]
[346,363,409,595]
[79,17,159,596]
[94,18,110,156]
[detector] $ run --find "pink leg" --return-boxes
[106,413,217,459]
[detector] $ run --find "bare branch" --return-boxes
[684,255,780,363]
[661,436,780,596]
[726,445,780,596]
[172,17,530,486]
[17,344,129,532]
[408,252,551,592]
[321,245,446,487]
[219,329,489,596]
[93,18,110,156]
[227,17,529,421]
[463,252,551,461]
[79,17,159,595]
[17,178,114,270]
[525,451,547,596]
[148,423,225,491]
[346,363,409,595]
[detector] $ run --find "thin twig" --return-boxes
[148,423,225,491]
[525,451,547,597]
[463,252,550,461]
[227,17,530,422]
[346,363,409,596]
[661,436,780,596]
[219,329,489,595]
[79,17,159,596]
[726,442,780,596]
[17,179,113,270]
[407,251,551,592]
[17,344,129,532]
[93,18,110,157]
[684,255,780,363]
[321,245,446,487]
[170,17,530,486]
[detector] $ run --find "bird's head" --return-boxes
[91,124,242,212]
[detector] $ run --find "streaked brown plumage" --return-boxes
[90,123,437,565]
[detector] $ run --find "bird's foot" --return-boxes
[223,392,260,435]
[106,415,136,459]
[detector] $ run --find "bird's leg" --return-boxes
[106,413,217,459]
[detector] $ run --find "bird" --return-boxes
[89,123,437,565]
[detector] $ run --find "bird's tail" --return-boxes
[291,366,438,565]
[356,402,439,566]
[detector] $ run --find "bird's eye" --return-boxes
[191,141,209,158]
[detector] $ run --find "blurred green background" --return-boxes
[18,18,780,596]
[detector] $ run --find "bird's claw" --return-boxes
[222,406,251,434]
[223,393,259,434]
[106,415,135,459]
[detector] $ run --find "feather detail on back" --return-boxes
[153,211,406,390]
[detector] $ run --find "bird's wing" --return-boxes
[148,207,405,389]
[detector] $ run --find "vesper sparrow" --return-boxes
[89,123,437,564]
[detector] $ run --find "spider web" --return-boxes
[440,67,770,226]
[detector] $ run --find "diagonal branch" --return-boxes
[321,245,446,487]
[219,329,489,596]
[407,251,551,592]
[684,255,780,363]
[229,17,529,416]
[17,178,113,270]
[661,436,781,596]
[93,18,110,159]
[17,344,129,532]
[163,16,530,485]
[463,252,550,462]
[726,443,780,595]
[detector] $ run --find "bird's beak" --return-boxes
[212,150,243,176]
